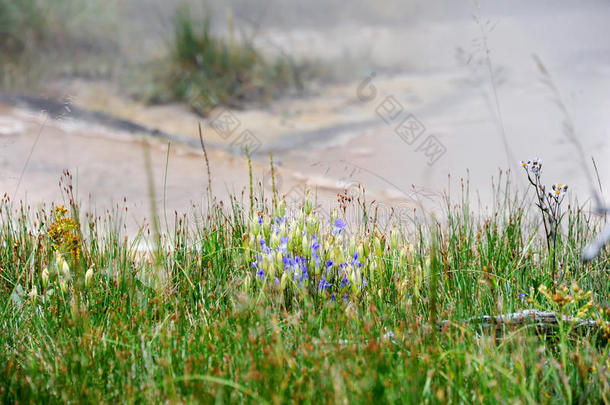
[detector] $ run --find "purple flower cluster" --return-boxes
[250,213,369,303]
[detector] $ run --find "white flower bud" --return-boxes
[369,260,377,283]
[61,261,71,280]
[302,235,310,256]
[251,217,261,236]
[243,274,251,292]
[55,251,63,265]
[56,252,70,279]
[60,278,68,294]
[399,247,408,268]
[349,237,356,256]
[390,228,399,250]
[85,266,94,288]
[42,267,49,289]
[350,272,360,294]
[373,236,381,256]
[347,270,355,287]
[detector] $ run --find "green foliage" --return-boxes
[0,0,119,88]
[0,0,46,86]
[0,0,47,46]
[148,6,302,115]
[0,171,608,403]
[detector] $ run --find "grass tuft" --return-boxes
[145,6,308,115]
[0,167,608,403]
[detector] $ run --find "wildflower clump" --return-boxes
[242,198,408,306]
[520,158,568,283]
[538,283,592,316]
[538,282,610,341]
[47,205,81,260]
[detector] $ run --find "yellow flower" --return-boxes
[47,205,81,259]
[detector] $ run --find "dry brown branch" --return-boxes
[441,309,608,340]
[198,122,213,199]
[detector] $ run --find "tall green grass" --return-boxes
[0,169,608,403]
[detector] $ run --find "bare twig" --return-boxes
[14,116,46,200]
[198,122,213,200]
[591,156,606,206]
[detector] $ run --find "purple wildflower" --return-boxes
[279,236,289,253]
[260,238,271,254]
[332,218,346,235]
[311,235,320,267]
[318,276,330,291]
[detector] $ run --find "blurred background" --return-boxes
[0,0,608,229]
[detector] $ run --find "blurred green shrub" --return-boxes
[0,0,118,88]
[149,6,304,115]
[0,0,46,55]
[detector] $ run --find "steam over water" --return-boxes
[1,0,608,227]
